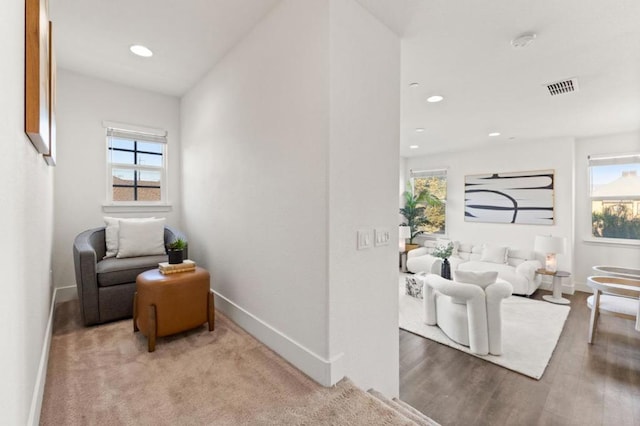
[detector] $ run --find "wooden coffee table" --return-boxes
[134,266,214,352]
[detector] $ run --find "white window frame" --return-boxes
[588,153,640,245]
[410,168,448,237]
[103,121,169,211]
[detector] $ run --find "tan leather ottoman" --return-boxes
[134,267,214,352]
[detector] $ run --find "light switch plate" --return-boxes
[374,228,390,246]
[357,229,372,250]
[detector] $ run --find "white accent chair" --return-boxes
[421,273,513,355]
[586,275,640,343]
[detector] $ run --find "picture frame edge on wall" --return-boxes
[44,19,56,166]
[25,0,51,155]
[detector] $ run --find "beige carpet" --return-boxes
[41,300,434,425]
[399,275,570,380]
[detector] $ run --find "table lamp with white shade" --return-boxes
[399,226,411,252]
[534,235,566,272]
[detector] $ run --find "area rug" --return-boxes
[398,275,570,380]
[41,300,432,425]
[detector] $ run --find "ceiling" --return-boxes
[50,0,281,96]
[51,0,640,157]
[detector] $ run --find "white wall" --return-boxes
[327,0,400,396]
[574,131,640,287]
[0,2,55,423]
[181,0,331,378]
[181,0,400,395]
[53,70,182,289]
[405,138,575,276]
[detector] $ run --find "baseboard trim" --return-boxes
[212,289,343,387]
[28,286,79,425]
[574,281,590,293]
[54,285,78,303]
[27,287,60,426]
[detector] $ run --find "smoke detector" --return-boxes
[511,33,536,49]
[545,78,580,96]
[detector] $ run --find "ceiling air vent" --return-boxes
[546,78,579,96]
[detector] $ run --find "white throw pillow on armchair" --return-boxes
[453,270,499,289]
[104,216,158,258]
[447,271,499,304]
[116,218,166,258]
[104,216,120,258]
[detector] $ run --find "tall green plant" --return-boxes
[400,181,441,243]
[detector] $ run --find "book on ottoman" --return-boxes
[158,259,196,275]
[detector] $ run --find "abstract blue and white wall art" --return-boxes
[464,170,554,225]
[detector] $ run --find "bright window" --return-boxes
[411,169,447,235]
[589,153,640,241]
[106,127,167,203]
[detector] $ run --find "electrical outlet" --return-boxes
[357,229,372,250]
[374,228,390,246]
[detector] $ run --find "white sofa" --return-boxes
[407,239,543,296]
[421,272,513,355]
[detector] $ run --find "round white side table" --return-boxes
[538,269,571,304]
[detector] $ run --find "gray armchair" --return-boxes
[73,226,188,326]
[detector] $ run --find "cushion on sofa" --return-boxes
[480,245,508,264]
[97,255,168,287]
[470,245,483,261]
[458,242,473,253]
[422,240,437,254]
[506,248,537,267]
[457,243,473,260]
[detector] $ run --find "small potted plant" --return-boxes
[166,238,187,264]
[432,242,453,280]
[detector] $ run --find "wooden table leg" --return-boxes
[208,291,215,332]
[148,304,157,352]
[588,290,600,344]
[133,292,139,332]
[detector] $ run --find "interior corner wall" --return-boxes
[180,0,331,382]
[573,131,640,288]
[406,138,575,274]
[328,0,400,397]
[0,1,55,423]
[53,70,182,291]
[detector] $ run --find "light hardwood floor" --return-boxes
[399,290,640,426]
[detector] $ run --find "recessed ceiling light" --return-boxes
[130,44,153,57]
[488,132,501,137]
[415,128,425,133]
[511,32,536,49]
[409,82,419,87]
[427,95,444,103]
[409,145,419,149]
